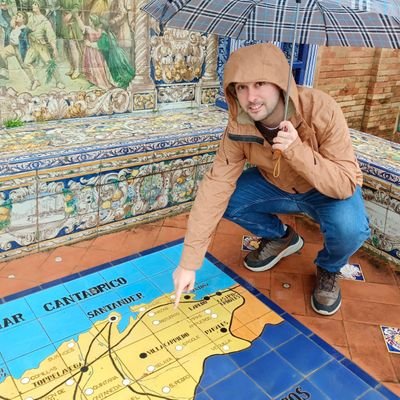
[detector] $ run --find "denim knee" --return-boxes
[325,219,370,252]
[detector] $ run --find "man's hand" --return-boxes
[272,120,299,153]
[172,266,196,308]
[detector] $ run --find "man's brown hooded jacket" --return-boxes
[180,43,363,271]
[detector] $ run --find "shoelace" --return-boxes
[319,269,339,292]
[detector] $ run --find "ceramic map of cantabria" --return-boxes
[0,241,397,400]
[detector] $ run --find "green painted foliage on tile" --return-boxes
[0,0,135,94]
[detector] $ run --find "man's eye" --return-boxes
[256,82,266,87]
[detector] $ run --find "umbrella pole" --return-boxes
[284,0,301,121]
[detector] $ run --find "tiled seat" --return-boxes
[0,107,227,259]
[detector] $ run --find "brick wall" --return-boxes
[314,47,400,142]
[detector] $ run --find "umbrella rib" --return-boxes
[345,6,374,47]
[318,3,349,46]
[315,1,330,46]
[379,14,400,48]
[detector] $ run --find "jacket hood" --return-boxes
[223,43,298,126]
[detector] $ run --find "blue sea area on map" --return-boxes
[0,244,237,379]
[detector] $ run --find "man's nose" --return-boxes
[247,87,258,103]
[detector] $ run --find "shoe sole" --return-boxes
[310,295,342,316]
[243,236,304,272]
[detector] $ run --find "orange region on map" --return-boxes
[0,286,282,400]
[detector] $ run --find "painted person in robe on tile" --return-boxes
[173,43,371,317]
[59,0,83,80]
[24,0,65,90]
[0,10,34,84]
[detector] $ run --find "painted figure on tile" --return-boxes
[0,0,12,47]
[97,24,135,89]
[59,0,82,80]
[45,0,62,36]
[76,13,113,90]
[25,0,65,90]
[0,11,35,85]
[109,0,135,64]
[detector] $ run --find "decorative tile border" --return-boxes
[381,326,400,354]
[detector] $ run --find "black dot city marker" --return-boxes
[80,366,89,372]
[216,291,222,296]
[139,353,147,359]
[220,328,228,333]
[204,296,210,301]
[184,295,191,300]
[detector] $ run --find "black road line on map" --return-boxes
[71,321,110,400]
[105,322,175,400]
[1,288,245,400]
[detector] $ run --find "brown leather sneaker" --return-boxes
[244,226,304,272]
[311,266,342,316]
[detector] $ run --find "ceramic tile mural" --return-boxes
[0,107,224,259]
[351,130,400,267]
[0,1,220,122]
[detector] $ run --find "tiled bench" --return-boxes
[350,130,400,270]
[0,106,227,260]
[0,109,398,271]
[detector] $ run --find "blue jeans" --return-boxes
[223,168,370,272]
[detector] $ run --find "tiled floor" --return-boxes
[1,213,400,397]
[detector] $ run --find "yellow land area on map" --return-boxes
[0,286,282,400]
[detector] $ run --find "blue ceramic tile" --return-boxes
[24,284,72,318]
[132,252,176,276]
[230,337,271,367]
[79,262,113,275]
[206,370,271,400]
[40,278,64,289]
[3,286,41,303]
[113,279,164,310]
[6,344,58,379]
[63,272,108,295]
[195,391,212,400]
[359,389,390,399]
[159,244,183,263]
[0,362,11,384]
[309,334,345,361]
[244,351,302,398]
[39,305,92,343]
[277,335,332,375]
[341,358,380,388]
[0,320,51,361]
[76,289,124,320]
[260,321,300,348]
[198,354,238,389]
[0,297,36,326]
[376,384,400,400]
[282,312,313,336]
[281,379,330,400]
[309,360,370,399]
[99,260,146,285]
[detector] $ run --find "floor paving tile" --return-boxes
[0,215,399,398]
[344,321,397,382]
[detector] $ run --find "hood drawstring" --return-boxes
[273,122,289,178]
[273,151,281,178]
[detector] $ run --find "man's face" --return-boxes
[234,81,282,125]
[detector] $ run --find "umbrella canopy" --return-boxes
[142,0,400,49]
